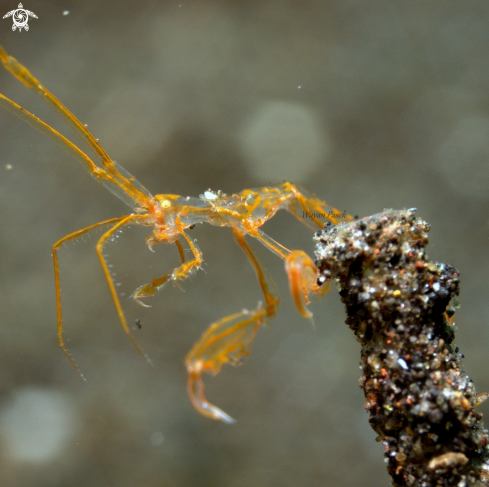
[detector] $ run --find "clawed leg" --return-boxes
[246,184,351,317]
[131,234,202,306]
[248,229,322,321]
[285,250,320,320]
[185,230,279,422]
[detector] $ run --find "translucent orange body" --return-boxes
[0,46,351,423]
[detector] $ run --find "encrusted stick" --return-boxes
[315,209,489,487]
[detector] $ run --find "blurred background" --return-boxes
[1,1,489,486]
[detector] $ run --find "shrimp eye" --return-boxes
[160,199,171,209]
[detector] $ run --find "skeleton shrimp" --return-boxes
[0,46,351,423]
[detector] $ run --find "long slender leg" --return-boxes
[0,93,105,182]
[185,229,280,423]
[0,46,117,175]
[131,235,202,306]
[0,46,153,210]
[53,216,129,377]
[95,214,152,363]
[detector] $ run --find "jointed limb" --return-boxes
[185,229,280,423]
[248,228,321,320]
[131,234,202,306]
[285,250,320,320]
[95,214,152,364]
[53,216,130,376]
[0,46,118,174]
[0,47,153,210]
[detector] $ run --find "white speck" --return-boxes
[62,10,70,16]
[5,164,12,170]
[203,190,218,200]
[297,85,302,89]
[358,292,370,302]
[398,358,409,370]
[432,282,440,292]
[150,431,164,446]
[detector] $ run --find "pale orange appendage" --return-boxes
[243,185,350,320]
[52,216,128,378]
[185,230,279,422]
[0,46,156,375]
[285,250,320,320]
[186,310,261,423]
[131,235,202,306]
[95,214,153,366]
[0,46,153,211]
[53,213,154,374]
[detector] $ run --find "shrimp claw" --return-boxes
[185,308,266,423]
[285,250,320,320]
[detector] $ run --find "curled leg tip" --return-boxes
[131,284,155,307]
[201,402,236,424]
[187,369,236,424]
[131,294,152,308]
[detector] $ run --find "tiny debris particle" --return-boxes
[202,190,218,200]
[396,452,407,462]
[428,452,468,472]
[397,358,409,370]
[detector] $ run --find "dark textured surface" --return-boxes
[315,210,489,486]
